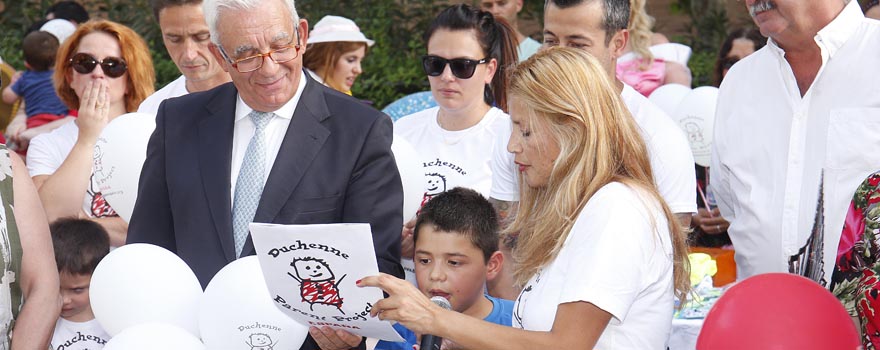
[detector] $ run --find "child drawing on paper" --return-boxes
[288,257,346,313]
[246,333,276,350]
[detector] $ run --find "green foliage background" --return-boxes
[1,0,794,105]
[0,0,545,110]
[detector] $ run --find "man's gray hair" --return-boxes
[203,0,299,45]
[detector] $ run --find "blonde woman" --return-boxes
[617,0,692,96]
[360,47,690,349]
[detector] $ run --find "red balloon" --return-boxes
[697,273,860,350]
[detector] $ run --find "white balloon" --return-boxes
[200,256,309,350]
[670,86,720,167]
[93,112,156,222]
[90,244,202,337]
[648,83,692,117]
[104,322,205,350]
[391,134,425,223]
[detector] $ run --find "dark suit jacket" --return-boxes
[128,76,404,348]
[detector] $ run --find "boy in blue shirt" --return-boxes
[2,30,69,149]
[376,187,513,350]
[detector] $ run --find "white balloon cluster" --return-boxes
[89,244,310,348]
[649,84,720,167]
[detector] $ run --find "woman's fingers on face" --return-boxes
[80,80,93,103]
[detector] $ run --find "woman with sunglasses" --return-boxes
[394,4,517,256]
[360,47,690,350]
[712,27,765,87]
[302,15,373,96]
[26,20,154,246]
[690,27,765,248]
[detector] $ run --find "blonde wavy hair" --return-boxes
[54,20,155,112]
[505,47,690,303]
[628,0,655,69]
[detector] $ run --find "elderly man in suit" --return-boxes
[127,0,403,348]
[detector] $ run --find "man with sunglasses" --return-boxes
[137,0,231,115]
[487,0,696,300]
[127,1,403,348]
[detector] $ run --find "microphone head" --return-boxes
[430,295,452,310]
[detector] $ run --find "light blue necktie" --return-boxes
[232,110,274,257]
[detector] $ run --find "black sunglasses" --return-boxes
[721,56,740,70]
[69,53,128,78]
[422,55,489,79]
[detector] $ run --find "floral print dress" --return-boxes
[0,145,23,349]
[832,171,880,349]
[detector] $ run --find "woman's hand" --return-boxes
[76,80,111,142]
[358,273,443,336]
[692,207,730,235]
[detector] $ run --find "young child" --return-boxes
[50,218,111,350]
[1,30,70,150]
[376,187,513,350]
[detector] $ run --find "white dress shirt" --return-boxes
[711,0,880,282]
[136,75,189,115]
[229,74,307,205]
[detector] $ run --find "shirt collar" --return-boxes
[814,0,863,59]
[234,70,308,122]
[766,0,863,60]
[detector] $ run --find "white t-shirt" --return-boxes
[50,318,110,350]
[136,75,188,115]
[394,106,511,200]
[27,120,117,217]
[490,86,697,214]
[513,182,674,349]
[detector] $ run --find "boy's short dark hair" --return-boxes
[22,31,59,71]
[50,218,110,275]
[414,187,499,262]
[45,1,90,24]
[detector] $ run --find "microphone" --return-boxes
[419,296,452,350]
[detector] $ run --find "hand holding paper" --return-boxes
[250,223,404,342]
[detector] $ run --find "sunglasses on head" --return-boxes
[69,53,128,78]
[422,55,489,79]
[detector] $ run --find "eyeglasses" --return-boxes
[721,56,740,70]
[69,53,128,78]
[218,42,301,73]
[422,55,489,79]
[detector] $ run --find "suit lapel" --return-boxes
[199,83,237,262]
[240,77,331,256]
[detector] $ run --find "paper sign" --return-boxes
[250,223,404,342]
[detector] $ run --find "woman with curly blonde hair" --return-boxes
[617,0,692,96]
[28,19,155,246]
[360,47,690,350]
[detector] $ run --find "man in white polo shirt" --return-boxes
[488,0,696,300]
[137,0,230,114]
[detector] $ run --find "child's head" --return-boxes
[413,187,502,317]
[22,30,59,71]
[50,218,110,322]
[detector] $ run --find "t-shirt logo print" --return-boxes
[420,173,447,208]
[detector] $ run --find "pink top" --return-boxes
[616,58,666,97]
